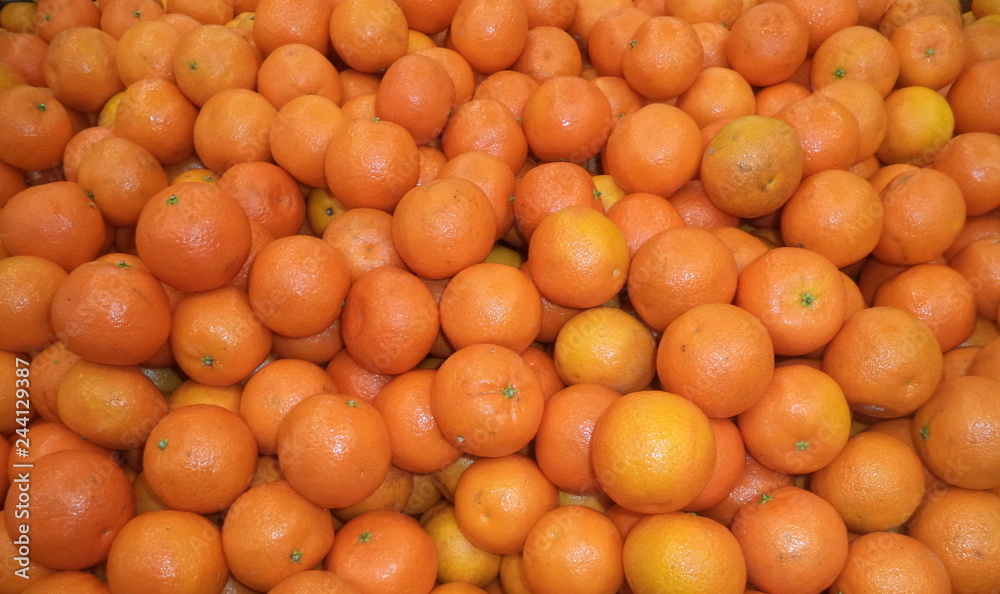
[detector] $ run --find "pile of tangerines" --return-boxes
[1,0,1000,591]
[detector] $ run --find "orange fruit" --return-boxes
[950,238,1000,320]
[421,503,503,587]
[512,161,602,242]
[256,42,341,111]
[774,92,861,177]
[247,235,350,338]
[326,510,438,594]
[891,15,966,90]
[522,76,612,164]
[276,393,392,509]
[907,487,1000,594]
[439,262,542,353]
[375,53,454,145]
[699,115,805,219]
[3,420,112,483]
[393,0,461,34]
[438,150,517,242]
[735,246,848,356]
[708,225,769,273]
[325,117,420,212]
[823,305,944,419]
[113,77,198,166]
[135,182,252,292]
[779,169,884,269]
[725,1,809,87]
[624,512,745,594]
[527,205,630,310]
[730,485,849,594]
[813,78,889,163]
[391,176,496,280]
[430,343,545,458]
[20,570,108,593]
[0,255,66,353]
[522,505,625,594]
[105,510,228,594]
[754,80,811,118]
[683,417,748,512]
[810,431,926,533]
[878,85,955,167]
[51,258,172,367]
[775,0,859,54]
[329,0,409,73]
[603,103,702,198]
[239,357,336,455]
[829,531,951,594]
[627,226,738,332]
[373,369,463,473]
[31,0,99,42]
[192,88,277,174]
[1,181,106,273]
[221,479,336,592]
[533,383,621,495]
[0,159,27,206]
[913,375,1000,490]
[2,449,134,571]
[621,15,703,101]
[23,341,82,423]
[587,7,650,78]
[874,167,966,266]
[737,364,852,474]
[168,379,242,412]
[320,207,407,283]
[591,390,715,513]
[677,66,756,130]
[552,306,655,394]
[453,454,559,555]
[0,85,74,172]
[251,0,331,56]
[341,266,440,375]
[962,18,1000,69]
[522,0,576,28]
[511,25,583,83]
[700,452,795,528]
[216,161,306,239]
[811,25,901,98]
[326,348,396,404]
[169,286,273,387]
[605,191,685,257]
[143,403,257,513]
[448,0,529,75]
[932,132,1000,216]
[591,75,646,126]
[877,0,962,39]
[968,337,1000,380]
[56,359,168,451]
[664,180,738,229]
[873,263,977,352]
[472,69,539,124]
[270,317,344,367]
[269,570,363,594]
[42,26,124,114]
[99,0,165,39]
[270,94,345,189]
[441,98,529,174]
[657,302,773,418]
[114,20,179,86]
[165,0,234,25]
[172,24,258,107]
[76,136,168,228]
